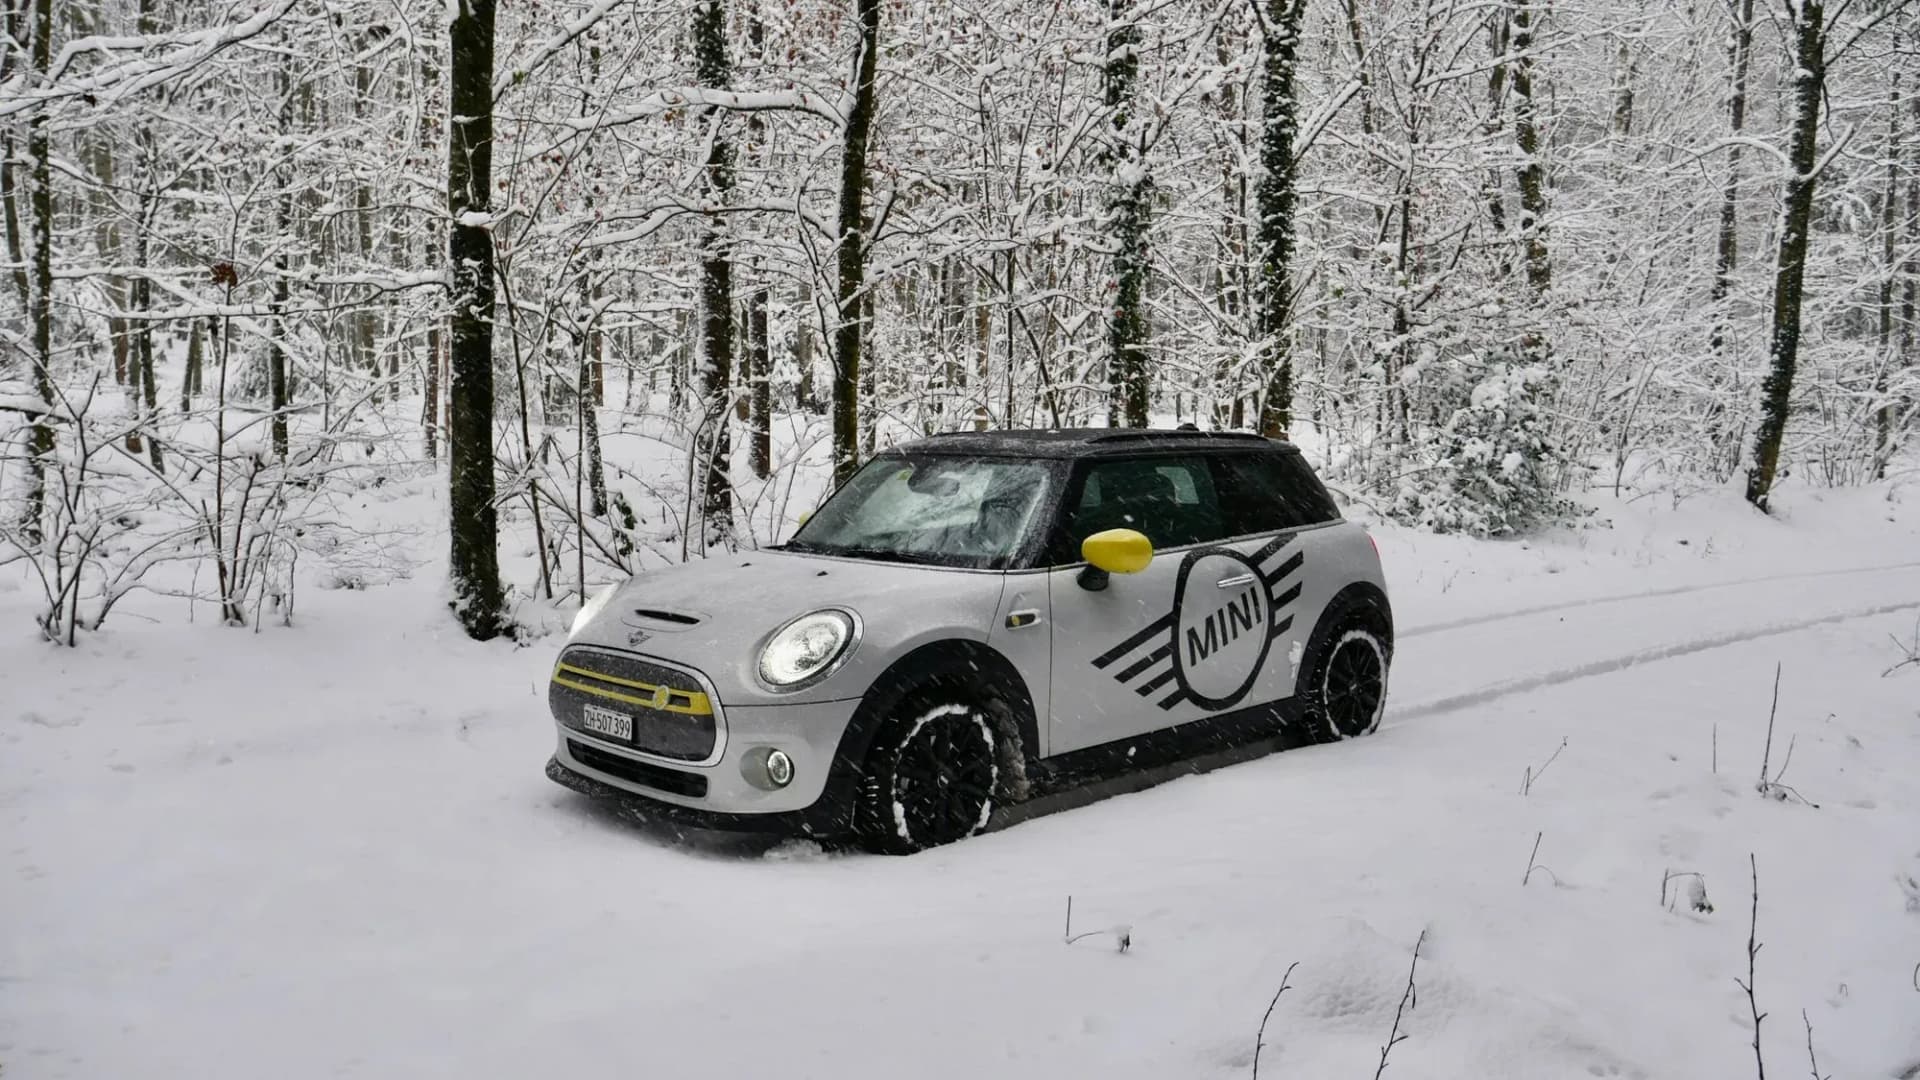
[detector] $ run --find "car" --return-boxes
[545,427,1393,853]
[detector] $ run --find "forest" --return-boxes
[0,0,1914,643]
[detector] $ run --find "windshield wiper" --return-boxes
[782,543,961,566]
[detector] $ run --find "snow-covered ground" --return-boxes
[5,477,1920,1080]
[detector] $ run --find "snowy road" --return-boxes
[5,494,1920,1080]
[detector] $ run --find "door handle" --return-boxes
[1006,609,1043,629]
[1215,574,1257,589]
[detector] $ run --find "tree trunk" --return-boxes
[694,0,735,546]
[1901,78,1920,473]
[1104,0,1150,427]
[861,293,877,455]
[1511,0,1551,296]
[744,1,772,474]
[446,0,505,638]
[0,0,25,314]
[183,317,205,411]
[422,46,442,460]
[19,0,54,543]
[1710,0,1756,349]
[749,287,771,479]
[354,52,381,396]
[424,326,441,459]
[1483,10,1512,274]
[796,284,816,412]
[1254,0,1310,437]
[1745,0,1825,511]
[578,348,608,518]
[270,44,292,459]
[130,0,163,473]
[1875,29,1903,478]
[832,0,881,483]
[123,278,142,453]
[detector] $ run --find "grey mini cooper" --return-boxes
[545,428,1392,853]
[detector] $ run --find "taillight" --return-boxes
[1367,532,1380,559]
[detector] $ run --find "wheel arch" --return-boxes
[1313,581,1395,654]
[840,638,1039,795]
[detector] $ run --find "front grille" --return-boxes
[568,740,709,798]
[549,646,718,762]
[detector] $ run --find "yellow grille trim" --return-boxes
[552,663,713,716]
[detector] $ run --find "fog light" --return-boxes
[765,749,795,788]
[742,746,797,791]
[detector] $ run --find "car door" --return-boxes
[1046,454,1256,754]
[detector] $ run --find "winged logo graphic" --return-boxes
[1091,533,1303,712]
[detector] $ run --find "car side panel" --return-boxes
[1044,553,1210,755]
[986,571,1053,757]
[1251,519,1384,700]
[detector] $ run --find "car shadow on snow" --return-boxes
[548,730,1328,860]
[547,788,831,861]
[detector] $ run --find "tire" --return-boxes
[1300,608,1392,741]
[855,692,999,855]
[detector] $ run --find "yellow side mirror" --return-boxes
[797,510,812,527]
[1081,528,1154,578]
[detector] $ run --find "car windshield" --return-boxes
[785,455,1054,569]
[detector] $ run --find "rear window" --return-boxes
[1210,452,1341,535]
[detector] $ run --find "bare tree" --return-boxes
[446,0,505,638]
[1746,0,1828,511]
[1253,0,1311,436]
[831,0,880,483]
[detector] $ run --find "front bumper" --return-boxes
[547,695,867,834]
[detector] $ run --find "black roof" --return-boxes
[885,427,1293,459]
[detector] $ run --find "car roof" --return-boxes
[883,427,1295,460]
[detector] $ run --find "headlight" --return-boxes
[757,609,858,688]
[569,582,621,640]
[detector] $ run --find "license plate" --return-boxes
[581,703,633,741]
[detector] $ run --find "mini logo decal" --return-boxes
[626,628,652,647]
[1092,534,1303,712]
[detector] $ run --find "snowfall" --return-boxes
[4,432,1920,1080]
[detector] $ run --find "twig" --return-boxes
[1733,854,1767,1080]
[1520,736,1569,795]
[1661,869,1712,912]
[1756,663,1781,791]
[1251,961,1299,1080]
[1522,831,1560,887]
[1884,615,1920,676]
[1371,930,1425,1080]
[1773,734,1799,787]
[1755,667,1820,808]
[1802,1009,1827,1080]
[1063,894,1130,952]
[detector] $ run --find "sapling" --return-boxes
[1251,961,1298,1080]
[1802,1010,1828,1080]
[1372,930,1425,1080]
[1734,854,1767,1080]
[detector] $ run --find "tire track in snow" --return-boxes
[1399,559,1920,640]
[1392,598,1920,722]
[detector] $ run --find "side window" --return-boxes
[1210,452,1343,535]
[1056,457,1227,557]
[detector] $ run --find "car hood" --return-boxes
[566,549,1009,706]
